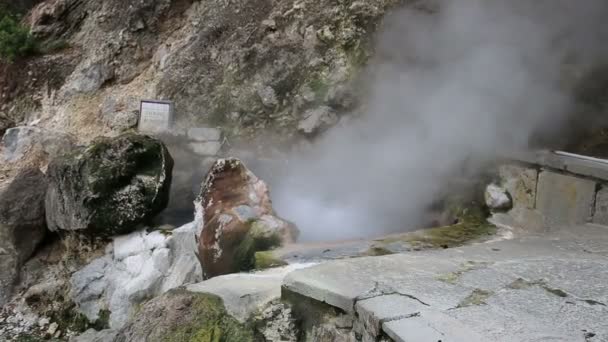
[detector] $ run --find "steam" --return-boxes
[270,0,608,241]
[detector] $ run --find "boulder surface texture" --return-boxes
[46,133,173,236]
[197,158,298,279]
[0,167,48,306]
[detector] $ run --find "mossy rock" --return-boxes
[45,133,174,237]
[233,220,283,272]
[116,289,255,342]
[254,251,288,270]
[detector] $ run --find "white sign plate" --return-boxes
[138,100,173,132]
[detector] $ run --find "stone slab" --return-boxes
[536,171,596,226]
[283,225,608,341]
[188,264,314,322]
[593,186,608,226]
[383,310,485,342]
[355,294,428,338]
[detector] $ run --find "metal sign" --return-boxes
[138,100,173,133]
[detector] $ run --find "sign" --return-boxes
[138,100,173,133]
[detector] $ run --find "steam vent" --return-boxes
[0,0,607,341]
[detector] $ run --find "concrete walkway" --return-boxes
[283,225,608,342]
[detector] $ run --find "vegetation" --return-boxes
[163,291,255,342]
[0,5,37,62]
[374,202,496,251]
[254,251,288,270]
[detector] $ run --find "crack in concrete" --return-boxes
[354,282,431,308]
[379,312,421,325]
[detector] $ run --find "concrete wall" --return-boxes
[495,151,608,229]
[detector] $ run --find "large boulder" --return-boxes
[0,168,48,306]
[197,158,298,279]
[45,133,173,236]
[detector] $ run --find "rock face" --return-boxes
[0,167,48,306]
[197,158,298,278]
[0,126,75,164]
[69,223,202,329]
[45,133,173,236]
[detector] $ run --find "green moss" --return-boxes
[48,303,91,333]
[379,204,495,251]
[507,278,569,298]
[254,251,288,270]
[308,75,331,102]
[15,335,63,342]
[437,261,491,285]
[364,246,395,257]
[456,289,493,308]
[234,220,283,272]
[163,292,255,342]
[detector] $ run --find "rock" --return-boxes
[257,86,279,107]
[100,97,140,132]
[114,289,255,342]
[297,106,339,135]
[45,133,173,236]
[0,126,75,164]
[498,165,537,210]
[0,116,13,138]
[0,168,48,306]
[70,329,119,342]
[197,158,298,278]
[186,264,308,322]
[484,184,512,211]
[70,223,202,329]
[47,322,59,335]
[63,59,115,94]
[187,127,222,142]
[254,301,299,342]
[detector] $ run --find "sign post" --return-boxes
[138,100,174,133]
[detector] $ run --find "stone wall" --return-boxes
[489,151,608,230]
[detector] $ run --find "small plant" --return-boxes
[0,6,37,62]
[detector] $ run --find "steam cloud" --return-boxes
[268,0,608,242]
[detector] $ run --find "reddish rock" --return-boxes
[196,158,297,279]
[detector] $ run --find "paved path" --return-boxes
[283,224,608,342]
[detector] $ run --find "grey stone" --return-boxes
[70,223,202,329]
[103,111,139,132]
[355,294,427,338]
[498,164,537,209]
[187,127,221,142]
[0,168,47,306]
[536,171,596,226]
[187,264,309,322]
[0,126,74,163]
[297,106,338,135]
[70,329,119,342]
[383,310,484,342]
[257,86,278,107]
[484,184,511,211]
[593,186,608,226]
[65,60,114,94]
[188,141,222,156]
